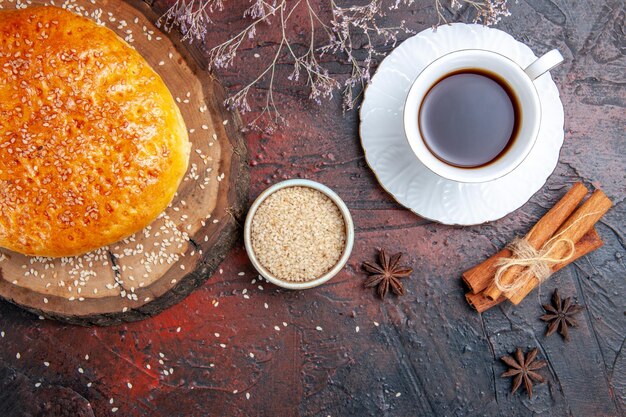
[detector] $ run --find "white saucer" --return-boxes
[359,23,564,225]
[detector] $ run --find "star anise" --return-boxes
[501,347,547,399]
[540,288,584,341]
[362,249,413,298]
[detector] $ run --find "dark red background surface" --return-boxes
[1,1,625,416]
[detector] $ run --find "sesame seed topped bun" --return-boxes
[0,6,191,257]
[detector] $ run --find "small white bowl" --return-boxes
[244,179,354,290]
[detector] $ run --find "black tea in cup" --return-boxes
[418,70,521,168]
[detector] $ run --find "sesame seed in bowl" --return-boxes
[244,180,354,290]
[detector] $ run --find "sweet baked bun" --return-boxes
[0,7,191,257]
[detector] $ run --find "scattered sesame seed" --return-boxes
[264,303,269,309]
[176,327,181,333]
[111,407,118,413]
[274,326,280,331]
[220,343,226,348]
[78,367,84,374]
[44,362,50,367]
[127,382,132,389]
[246,392,250,400]
[35,382,41,388]
[316,326,323,331]
[396,392,402,397]
[374,321,380,327]
[16,353,21,359]
[355,326,360,333]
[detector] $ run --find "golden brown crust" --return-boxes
[0,6,190,257]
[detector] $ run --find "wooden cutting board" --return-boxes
[0,0,249,325]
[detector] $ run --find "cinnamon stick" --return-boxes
[506,190,612,304]
[463,247,511,294]
[549,227,604,271]
[466,227,604,312]
[465,183,589,294]
[466,293,505,313]
[483,182,588,300]
[462,212,598,295]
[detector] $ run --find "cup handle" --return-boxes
[524,49,564,81]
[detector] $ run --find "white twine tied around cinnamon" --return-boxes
[493,212,601,294]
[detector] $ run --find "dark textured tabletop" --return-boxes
[1,0,624,416]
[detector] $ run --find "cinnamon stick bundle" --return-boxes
[462,183,612,313]
[506,190,612,304]
[465,228,604,313]
[482,183,588,300]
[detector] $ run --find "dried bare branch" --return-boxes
[157,0,224,43]
[158,0,511,131]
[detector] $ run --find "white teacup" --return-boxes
[403,49,563,183]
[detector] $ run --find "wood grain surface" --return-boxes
[0,0,624,416]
